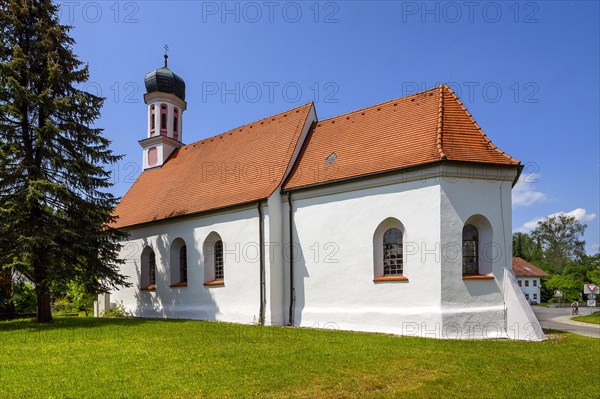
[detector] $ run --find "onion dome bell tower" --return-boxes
[140,51,187,170]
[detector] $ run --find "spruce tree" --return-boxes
[0,0,129,322]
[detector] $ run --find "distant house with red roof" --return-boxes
[105,57,544,341]
[512,257,548,304]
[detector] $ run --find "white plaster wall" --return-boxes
[111,206,261,324]
[440,170,516,339]
[286,178,443,335]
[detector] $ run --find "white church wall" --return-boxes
[285,174,444,336]
[111,205,262,324]
[439,166,517,339]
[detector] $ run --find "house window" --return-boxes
[525,280,529,287]
[518,280,522,287]
[214,240,224,280]
[180,245,187,283]
[533,280,537,287]
[383,228,403,275]
[533,293,538,300]
[525,293,529,300]
[462,224,479,275]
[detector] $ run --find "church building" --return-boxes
[108,57,544,341]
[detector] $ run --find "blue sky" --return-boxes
[56,1,599,253]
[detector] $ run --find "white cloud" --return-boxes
[512,173,546,207]
[514,208,597,233]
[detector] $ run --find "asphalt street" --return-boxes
[533,306,600,338]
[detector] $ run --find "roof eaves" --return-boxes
[114,198,264,231]
[284,159,521,192]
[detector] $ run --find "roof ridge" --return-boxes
[436,85,447,160]
[319,86,440,122]
[443,85,519,165]
[182,102,314,148]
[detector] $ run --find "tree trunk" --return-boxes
[34,256,52,322]
[0,269,15,313]
[35,283,52,322]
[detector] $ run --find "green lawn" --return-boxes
[1,318,599,398]
[573,312,600,325]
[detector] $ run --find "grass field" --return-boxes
[1,317,599,398]
[573,312,600,325]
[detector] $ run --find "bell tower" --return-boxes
[140,48,187,170]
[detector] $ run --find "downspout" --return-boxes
[499,182,508,335]
[287,192,295,326]
[258,201,265,325]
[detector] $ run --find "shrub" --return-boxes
[12,282,37,313]
[101,302,130,318]
[66,282,95,316]
[53,297,76,314]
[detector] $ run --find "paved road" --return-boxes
[533,306,600,338]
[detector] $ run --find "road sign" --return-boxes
[589,293,597,300]
[554,290,563,298]
[584,284,599,294]
[587,300,596,307]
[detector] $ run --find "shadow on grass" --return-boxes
[0,315,194,333]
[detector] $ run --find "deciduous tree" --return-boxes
[530,214,586,274]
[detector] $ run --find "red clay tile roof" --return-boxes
[512,257,549,277]
[283,85,519,190]
[112,103,314,229]
[114,85,520,228]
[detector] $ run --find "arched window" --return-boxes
[462,224,479,275]
[170,238,188,287]
[214,240,224,280]
[383,228,403,275]
[140,246,157,290]
[373,218,407,281]
[149,251,156,285]
[179,245,187,283]
[160,104,167,133]
[173,108,179,141]
[203,232,224,285]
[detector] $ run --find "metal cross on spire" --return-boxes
[163,44,169,67]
